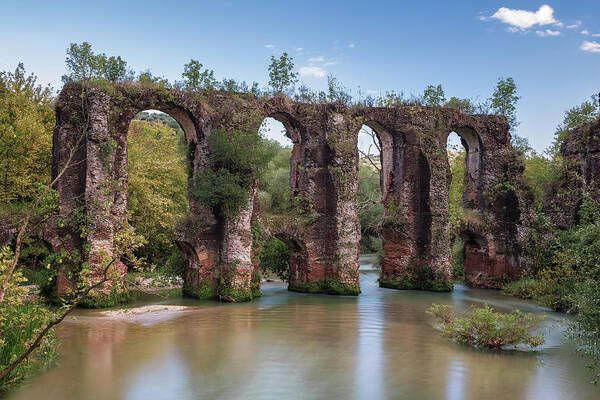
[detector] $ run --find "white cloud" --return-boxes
[308,56,324,62]
[295,47,304,52]
[567,20,582,29]
[477,15,489,21]
[507,26,520,33]
[593,33,600,37]
[366,90,379,96]
[581,29,590,35]
[348,43,355,48]
[536,29,561,37]
[323,61,337,66]
[264,44,275,49]
[581,41,600,53]
[299,66,327,78]
[491,4,558,30]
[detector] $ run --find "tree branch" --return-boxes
[0,132,85,303]
[359,149,381,172]
[0,258,115,382]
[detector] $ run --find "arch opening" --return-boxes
[253,117,296,290]
[446,128,482,280]
[124,110,191,277]
[357,123,393,256]
[256,117,293,214]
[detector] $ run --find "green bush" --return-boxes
[259,237,290,281]
[427,303,545,350]
[0,246,58,393]
[0,303,58,393]
[451,237,464,280]
[503,277,542,300]
[569,278,600,384]
[192,128,272,219]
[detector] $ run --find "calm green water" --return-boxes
[6,256,599,400]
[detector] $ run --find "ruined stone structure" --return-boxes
[355,107,525,289]
[544,117,600,229]
[49,81,526,302]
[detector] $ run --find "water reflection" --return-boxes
[355,271,385,399]
[5,257,599,400]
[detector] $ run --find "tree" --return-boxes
[376,90,406,107]
[548,95,599,158]
[490,77,520,131]
[511,134,532,157]
[0,64,54,206]
[182,59,217,91]
[268,52,297,94]
[98,55,128,82]
[523,151,553,210]
[62,42,129,83]
[191,128,272,219]
[423,84,446,107]
[327,74,352,104]
[127,119,189,268]
[445,96,475,113]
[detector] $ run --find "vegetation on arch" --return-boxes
[191,127,275,219]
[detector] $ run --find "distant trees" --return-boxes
[258,145,292,213]
[127,119,189,269]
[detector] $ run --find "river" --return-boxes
[6,255,599,400]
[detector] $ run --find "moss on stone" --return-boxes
[217,286,254,302]
[325,281,361,296]
[79,289,135,309]
[251,269,262,299]
[288,279,327,294]
[183,281,214,299]
[379,265,453,293]
[288,279,360,296]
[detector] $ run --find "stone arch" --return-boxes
[50,83,526,302]
[442,116,523,287]
[359,121,394,203]
[263,111,305,201]
[444,126,484,210]
[272,232,310,289]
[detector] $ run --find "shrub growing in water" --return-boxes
[427,303,545,350]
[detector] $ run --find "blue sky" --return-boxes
[1,0,599,152]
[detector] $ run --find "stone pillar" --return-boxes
[52,85,130,305]
[379,127,452,292]
[52,85,88,297]
[278,106,360,295]
[218,181,261,301]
